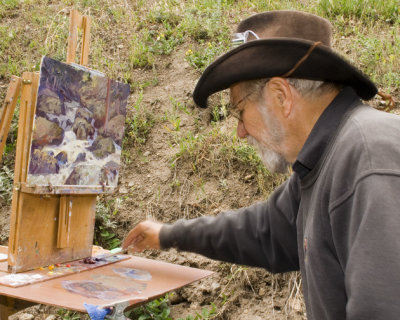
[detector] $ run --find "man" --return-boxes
[123,11,400,319]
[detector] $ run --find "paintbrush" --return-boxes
[94,247,129,260]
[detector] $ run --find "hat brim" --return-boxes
[193,38,377,108]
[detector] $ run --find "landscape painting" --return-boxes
[26,56,130,187]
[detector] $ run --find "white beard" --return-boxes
[247,135,289,174]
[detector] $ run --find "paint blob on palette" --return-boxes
[62,274,147,300]
[62,280,131,300]
[0,273,44,287]
[91,274,147,293]
[112,268,152,281]
[27,56,130,187]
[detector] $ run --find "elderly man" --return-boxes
[123,11,400,319]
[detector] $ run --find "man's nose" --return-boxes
[237,120,248,139]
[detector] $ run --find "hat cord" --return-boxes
[377,90,395,111]
[281,41,322,78]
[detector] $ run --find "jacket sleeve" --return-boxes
[330,172,400,319]
[160,174,301,273]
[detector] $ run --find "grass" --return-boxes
[319,0,399,22]
[123,89,155,160]
[128,294,217,320]
[171,127,286,197]
[0,166,13,206]
[128,295,172,320]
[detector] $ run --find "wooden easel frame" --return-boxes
[0,9,114,274]
[67,9,90,66]
[0,77,22,164]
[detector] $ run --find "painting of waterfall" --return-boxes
[26,56,130,187]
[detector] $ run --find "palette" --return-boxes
[0,251,129,288]
[0,256,213,313]
[62,269,150,300]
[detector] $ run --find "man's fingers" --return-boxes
[122,227,144,249]
[122,220,163,252]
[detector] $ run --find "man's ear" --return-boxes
[265,77,293,118]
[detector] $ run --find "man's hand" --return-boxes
[122,220,163,252]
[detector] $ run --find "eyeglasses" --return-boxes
[229,79,269,121]
[229,91,253,121]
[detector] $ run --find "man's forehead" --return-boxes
[229,83,245,103]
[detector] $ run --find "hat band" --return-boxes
[281,41,322,78]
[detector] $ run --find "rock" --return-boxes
[29,149,59,175]
[109,81,129,117]
[90,101,107,128]
[143,151,150,157]
[89,136,115,159]
[75,108,92,121]
[100,161,120,186]
[169,291,184,304]
[65,164,104,185]
[211,281,221,294]
[119,186,128,194]
[32,117,64,147]
[104,114,125,146]
[72,117,95,140]
[74,152,86,163]
[16,313,34,320]
[37,88,64,115]
[39,88,59,99]
[44,315,57,320]
[55,151,68,165]
[258,287,266,296]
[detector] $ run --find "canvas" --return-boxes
[26,56,130,187]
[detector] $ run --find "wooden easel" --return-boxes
[0,10,215,320]
[0,9,108,274]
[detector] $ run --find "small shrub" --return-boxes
[185,42,223,71]
[0,166,13,206]
[128,295,172,320]
[124,90,155,149]
[94,199,121,249]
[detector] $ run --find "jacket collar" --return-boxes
[292,86,361,179]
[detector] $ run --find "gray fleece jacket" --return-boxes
[160,87,400,319]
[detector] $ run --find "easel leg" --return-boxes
[0,295,35,319]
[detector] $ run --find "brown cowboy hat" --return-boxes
[193,10,377,108]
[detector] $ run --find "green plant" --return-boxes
[0,166,13,206]
[94,199,121,249]
[124,90,155,152]
[210,104,228,123]
[185,42,223,71]
[57,308,88,320]
[129,34,155,69]
[350,31,400,88]
[0,0,20,18]
[128,295,172,320]
[179,303,217,320]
